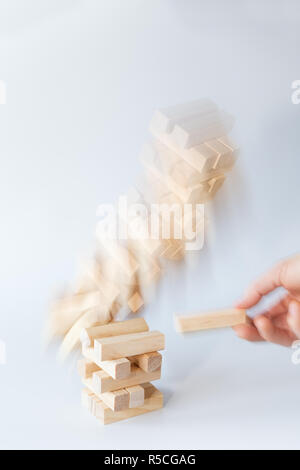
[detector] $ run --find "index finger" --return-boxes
[235,261,286,309]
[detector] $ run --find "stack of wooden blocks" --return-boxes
[78,318,165,425]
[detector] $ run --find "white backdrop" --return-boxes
[1,0,300,450]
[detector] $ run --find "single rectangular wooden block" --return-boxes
[77,358,100,379]
[82,383,163,425]
[150,99,217,134]
[100,388,130,412]
[92,363,161,394]
[174,308,247,333]
[98,358,131,380]
[82,347,131,380]
[127,291,144,313]
[126,385,145,408]
[208,174,226,198]
[170,111,234,149]
[94,330,165,361]
[131,352,162,372]
[80,317,149,347]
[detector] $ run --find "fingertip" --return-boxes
[254,314,293,346]
[287,300,300,338]
[232,324,262,342]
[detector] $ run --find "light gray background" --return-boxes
[1,0,300,450]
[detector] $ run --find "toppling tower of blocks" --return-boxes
[78,318,165,424]
[47,98,238,361]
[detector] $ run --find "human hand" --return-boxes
[233,254,300,346]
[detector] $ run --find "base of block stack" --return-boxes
[82,383,163,425]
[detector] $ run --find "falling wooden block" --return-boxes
[94,330,165,361]
[205,139,236,172]
[160,239,185,261]
[131,352,162,372]
[174,308,247,333]
[208,174,226,198]
[58,308,110,361]
[96,239,139,279]
[126,385,145,408]
[82,383,163,425]
[128,239,161,288]
[170,111,234,149]
[127,291,144,313]
[77,358,100,379]
[80,317,149,348]
[48,291,105,339]
[150,98,218,134]
[91,363,161,394]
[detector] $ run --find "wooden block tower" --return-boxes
[78,318,165,424]
[48,98,238,364]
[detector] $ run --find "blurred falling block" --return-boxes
[206,138,237,172]
[150,98,218,134]
[94,331,165,361]
[142,146,211,204]
[150,118,235,179]
[58,308,110,361]
[208,174,226,198]
[96,239,139,279]
[131,351,162,372]
[128,240,161,287]
[174,308,247,333]
[169,111,234,149]
[82,383,163,425]
[92,363,161,394]
[127,291,144,313]
[80,317,149,348]
[48,290,106,338]
[160,239,185,261]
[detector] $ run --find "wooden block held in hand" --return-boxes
[94,330,165,361]
[80,317,149,348]
[174,308,247,333]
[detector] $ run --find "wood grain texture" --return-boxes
[131,352,162,372]
[94,330,165,361]
[126,385,145,408]
[82,347,131,379]
[91,363,161,394]
[174,308,247,333]
[82,383,163,424]
[80,317,149,347]
[77,358,100,379]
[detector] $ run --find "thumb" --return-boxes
[287,300,300,338]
